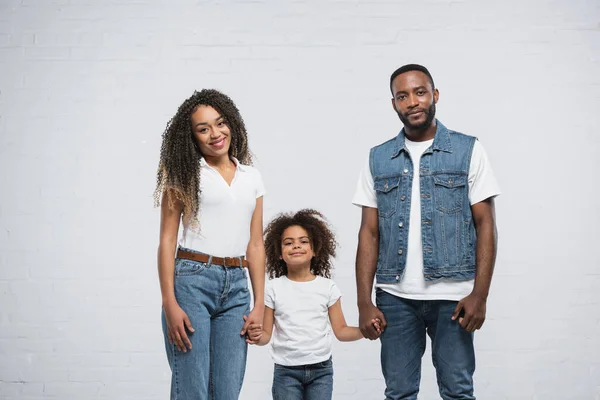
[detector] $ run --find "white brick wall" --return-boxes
[1,0,599,399]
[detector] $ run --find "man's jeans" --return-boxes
[272,357,334,400]
[161,249,250,400]
[376,289,475,400]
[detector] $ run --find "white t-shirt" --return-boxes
[264,276,342,366]
[178,157,266,257]
[352,139,501,301]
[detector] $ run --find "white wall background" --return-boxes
[0,0,599,399]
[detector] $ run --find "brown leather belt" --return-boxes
[177,248,249,268]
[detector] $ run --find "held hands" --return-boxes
[241,306,264,345]
[163,300,195,352]
[452,292,487,332]
[372,317,383,335]
[243,316,263,344]
[359,303,387,340]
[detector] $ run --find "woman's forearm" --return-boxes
[157,240,178,305]
[246,243,265,305]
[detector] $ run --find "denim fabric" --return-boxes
[161,247,250,400]
[272,357,334,400]
[376,289,475,400]
[370,120,477,283]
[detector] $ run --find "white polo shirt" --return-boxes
[178,157,265,258]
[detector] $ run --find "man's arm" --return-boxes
[356,206,387,339]
[452,197,498,331]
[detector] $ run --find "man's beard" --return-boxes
[397,102,436,131]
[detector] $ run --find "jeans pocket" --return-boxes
[376,288,394,309]
[317,358,333,369]
[174,259,207,276]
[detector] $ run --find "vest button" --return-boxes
[400,196,406,201]
[398,222,403,228]
[396,275,400,281]
[403,169,408,174]
[397,249,403,255]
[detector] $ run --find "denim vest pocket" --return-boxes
[433,173,467,213]
[174,259,207,276]
[374,177,400,218]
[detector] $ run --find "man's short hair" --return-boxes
[390,64,435,94]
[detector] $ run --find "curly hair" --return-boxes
[264,209,337,279]
[153,89,252,223]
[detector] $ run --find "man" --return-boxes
[353,64,500,400]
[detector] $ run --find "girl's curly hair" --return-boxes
[153,89,252,223]
[264,209,337,279]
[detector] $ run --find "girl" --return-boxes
[154,89,265,399]
[246,209,380,400]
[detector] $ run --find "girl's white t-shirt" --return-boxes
[178,157,265,257]
[265,276,341,366]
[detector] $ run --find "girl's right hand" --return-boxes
[163,300,195,352]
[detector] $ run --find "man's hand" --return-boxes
[359,303,387,340]
[452,292,487,332]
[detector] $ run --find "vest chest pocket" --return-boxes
[433,173,467,214]
[374,177,400,218]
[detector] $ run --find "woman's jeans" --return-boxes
[161,248,250,400]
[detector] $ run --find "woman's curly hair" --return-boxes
[264,209,338,279]
[153,89,252,223]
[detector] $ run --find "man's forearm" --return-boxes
[472,218,497,299]
[356,229,379,307]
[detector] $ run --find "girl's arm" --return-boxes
[240,196,266,339]
[158,191,195,352]
[328,298,364,342]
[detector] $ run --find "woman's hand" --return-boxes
[241,306,264,345]
[163,300,195,352]
[243,316,263,344]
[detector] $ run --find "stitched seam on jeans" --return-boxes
[209,338,214,399]
[173,344,179,399]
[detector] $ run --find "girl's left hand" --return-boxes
[242,315,263,344]
[372,318,383,335]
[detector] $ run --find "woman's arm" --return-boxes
[328,298,363,342]
[240,196,266,340]
[157,191,181,304]
[158,191,194,352]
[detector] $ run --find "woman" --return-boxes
[154,89,265,399]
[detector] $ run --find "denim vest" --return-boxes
[370,120,477,284]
